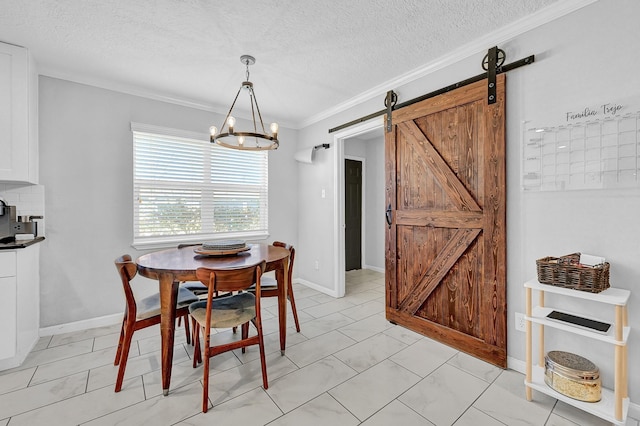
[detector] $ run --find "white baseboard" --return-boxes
[295,278,339,298]
[39,313,122,336]
[630,401,640,422]
[507,356,526,374]
[363,265,385,274]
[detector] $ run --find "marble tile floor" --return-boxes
[0,269,637,426]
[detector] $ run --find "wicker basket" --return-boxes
[536,253,610,293]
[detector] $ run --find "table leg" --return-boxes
[158,273,178,396]
[276,256,289,355]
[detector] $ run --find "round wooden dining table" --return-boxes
[136,243,290,396]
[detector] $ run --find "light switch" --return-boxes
[321,189,326,198]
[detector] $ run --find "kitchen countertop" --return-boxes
[0,236,45,250]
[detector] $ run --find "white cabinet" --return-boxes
[0,245,40,370]
[0,252,17,360]
[524,279,630,425]
[0,41,38,183]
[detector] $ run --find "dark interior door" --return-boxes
[385,75,507,367]
[345,159,362,271]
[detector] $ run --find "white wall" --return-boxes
[296,0,640,403]
[38,76,298,327]
[295,136,335,287]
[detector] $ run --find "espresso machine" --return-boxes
[0,199,42,242]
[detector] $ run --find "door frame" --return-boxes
[344,155,366,272]
[332,117,383,297]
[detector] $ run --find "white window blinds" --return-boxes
[132,124,268,247]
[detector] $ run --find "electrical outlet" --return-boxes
[515,312,526,332]
[314,260,319,270]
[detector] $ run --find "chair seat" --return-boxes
[137,287,199,320]
[189,292,256,328]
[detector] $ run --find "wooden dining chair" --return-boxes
[113,254,198,392]
[249,241,300,332]
[189,260,268,413]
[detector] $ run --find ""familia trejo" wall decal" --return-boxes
[565,103,624,122]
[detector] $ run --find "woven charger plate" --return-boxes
[194,245,250,256]
[201,239,246,250]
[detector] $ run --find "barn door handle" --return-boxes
[385,204,392,228]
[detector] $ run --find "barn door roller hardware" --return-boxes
[329,46,534,134]
[385,90,397,132]
[485,46,505,104]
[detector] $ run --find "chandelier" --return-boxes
[209,55,279,151]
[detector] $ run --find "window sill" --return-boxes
[132,232,269,251]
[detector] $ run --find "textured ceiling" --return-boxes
[0,0,588,128]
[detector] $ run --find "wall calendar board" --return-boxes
[522,101,640,191]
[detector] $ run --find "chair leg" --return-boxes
[241,322,249,353]
[288,285,301,332]
[202,332,210,413]
[114,320,135,392]
[231,292,239,336]
[114,316,126,366]
[191,316,197,347]
[183,314,191,345]
[192,318,201,368]
[254,318,268,390]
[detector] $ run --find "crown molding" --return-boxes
[299,0,599,129]
[38,66,299,129]
[38,65,225,112]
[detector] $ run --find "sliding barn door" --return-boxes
[385,75,507,367]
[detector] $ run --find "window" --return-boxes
[131,123,268,248]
